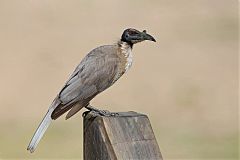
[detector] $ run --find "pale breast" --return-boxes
[120,42,133,72]
[124,47,133,72]
[111,42,133,84]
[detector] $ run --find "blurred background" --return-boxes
[0,0,238,159]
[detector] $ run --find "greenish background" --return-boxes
[0,0,238,159]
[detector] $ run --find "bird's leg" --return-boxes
[85,105,118,116]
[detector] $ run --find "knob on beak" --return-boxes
[142,30,156,42]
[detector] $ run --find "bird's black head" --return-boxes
[121,28,156,46]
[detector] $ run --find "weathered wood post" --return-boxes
[83,111,163,160]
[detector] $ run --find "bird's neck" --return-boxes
[118,41,132,58]
[118,40,133,49]
[117,40,133,73]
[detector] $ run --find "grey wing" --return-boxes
[51,46,119,119]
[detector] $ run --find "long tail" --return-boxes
[27,107,54,153]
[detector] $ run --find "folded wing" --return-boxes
[51,45,119,119]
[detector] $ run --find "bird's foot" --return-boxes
[85,105,119,117]
[95,109,119,116]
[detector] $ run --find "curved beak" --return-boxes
[141,30,156,42]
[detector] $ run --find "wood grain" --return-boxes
[83,111,163,160]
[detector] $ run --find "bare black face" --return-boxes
[121,28,156,46]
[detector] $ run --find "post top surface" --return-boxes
[83,111,147,119]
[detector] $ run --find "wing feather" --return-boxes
[51,45,120,119]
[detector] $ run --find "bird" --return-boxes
[27,28,156,153]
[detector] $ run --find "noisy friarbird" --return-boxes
[27,28,156,153]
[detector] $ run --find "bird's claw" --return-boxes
[85,105,119,117]
[97,110,119,116]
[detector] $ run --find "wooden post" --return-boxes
[83,111,163,160]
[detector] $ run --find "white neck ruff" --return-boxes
[119,41,133,72]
